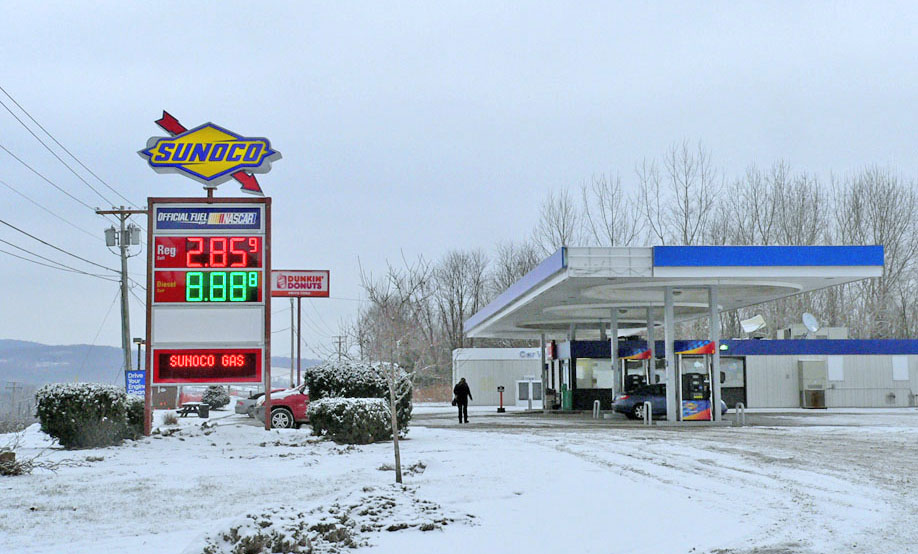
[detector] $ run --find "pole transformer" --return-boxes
[97,206,146,378]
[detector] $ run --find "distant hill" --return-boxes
[0,339,322,386]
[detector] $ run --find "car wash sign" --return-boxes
[139,111,281,196]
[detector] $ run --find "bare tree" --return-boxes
[533,189,580,254]
[637,158,667,244]
[580,173,640,246]
[639,141,721,245]
[665,141,720,245]
[358,255,438,483]
[490,239,541,296]
[832,167,918,337]
[773,171,827,246]
[434,249,489,352]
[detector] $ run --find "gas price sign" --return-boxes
[146,199,270,385]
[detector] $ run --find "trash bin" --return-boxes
[561,384,573,411]
[198,404,210,418]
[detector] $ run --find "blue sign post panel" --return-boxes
[126,371,145,396]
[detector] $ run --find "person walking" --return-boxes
[453,377,473,423]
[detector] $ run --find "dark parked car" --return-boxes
[613,384,728,420]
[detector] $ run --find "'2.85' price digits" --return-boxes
[186,237,260,268]
[186,271,259,302]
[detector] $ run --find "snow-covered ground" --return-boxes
[2,405,918,553]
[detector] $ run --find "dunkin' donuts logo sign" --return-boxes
[271,270,330,298]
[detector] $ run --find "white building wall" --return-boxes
[746,355,800,408]
[827,355,915,407]
[452,348,541,406]
[746,354,918,408]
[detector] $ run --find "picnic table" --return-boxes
[177,402,209,418]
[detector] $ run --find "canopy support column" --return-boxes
[664,287,677,422]
[540,333,548,413]
[646,307,656,383]
[610,309,619,397]
[709,286,722,421]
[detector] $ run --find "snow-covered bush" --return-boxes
[305,360,412,432]
[202,385,230,410]
[307,398,392,444]
[34,383,142,449]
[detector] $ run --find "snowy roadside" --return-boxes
[1,408,916,553]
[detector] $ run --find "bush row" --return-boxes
[307,397,392,444]
[35,383,143,449]
[202,385,230,409]
[305,360,412,434]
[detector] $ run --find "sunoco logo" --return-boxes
[140,122,280,184]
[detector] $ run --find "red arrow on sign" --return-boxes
[154,111,264,196]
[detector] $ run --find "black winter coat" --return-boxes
[453,381,473,403]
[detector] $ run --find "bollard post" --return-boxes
[497,386,506,413]
[735,402,746,426]
[592,399,601,419]
[643,401,653,425]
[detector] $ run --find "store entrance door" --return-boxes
[516,378,543,409]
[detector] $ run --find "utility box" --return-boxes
[798,360,827,409]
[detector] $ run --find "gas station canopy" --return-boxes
[465,246,884,340]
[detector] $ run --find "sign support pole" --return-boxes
[297,297,302,386]
[290,298,295,387]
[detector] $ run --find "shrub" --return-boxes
[307,398,392,444]
[124,396,144,440]
[35,383,142,449]
[162,412,178,425]
[202,386,230,410]
[305,360,412,433]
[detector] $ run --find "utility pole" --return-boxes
[334,335,345,362]
[97,206,145,377]
[5,382,22,419]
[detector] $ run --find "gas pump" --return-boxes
[681,356,713,420]
[622,359,647,392]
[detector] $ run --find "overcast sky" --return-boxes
[1,1,916,362]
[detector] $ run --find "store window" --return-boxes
[720,357,745,387]
[575,358,614,389]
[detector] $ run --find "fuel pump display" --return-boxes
[681,358,713,420]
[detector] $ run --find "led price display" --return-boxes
[148,200,270,389]
[154,271,262,303]
[153,348,261,383]
[154,236,262,268]
[186,271,259,302]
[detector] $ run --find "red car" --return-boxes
[254,383,309,428]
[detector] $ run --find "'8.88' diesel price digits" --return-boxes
[186,271,259,302]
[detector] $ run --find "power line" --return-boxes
[309,301,336,334]
[0,178,98,239]
[0,245,118,281]
[0,142,104,215]
[128,287,146,308]
[0,237,119,280]
[71,288,119,380]
[0,84,138,208]
[0,216,119,274]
